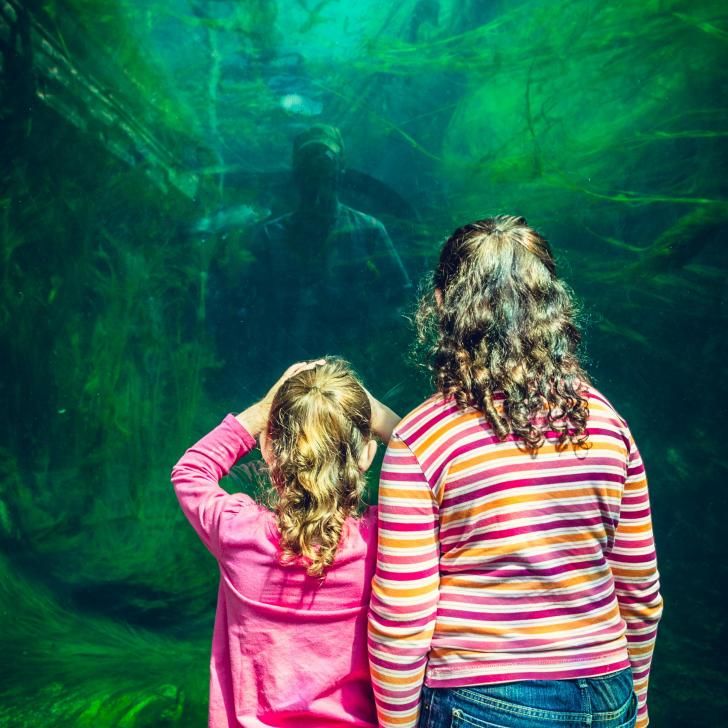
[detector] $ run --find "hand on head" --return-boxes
[236,357,400,447]
[236,359,326,438]
[261,359,326,410]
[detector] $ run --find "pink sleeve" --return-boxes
[171,414,257,558]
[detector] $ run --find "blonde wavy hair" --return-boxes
[267,358,372,577]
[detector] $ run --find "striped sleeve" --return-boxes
[606,434,663,728]
[368,433,440,728]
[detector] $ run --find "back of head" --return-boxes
[417,215,589,451]
[292,124,344,166]
[267,358,371,577]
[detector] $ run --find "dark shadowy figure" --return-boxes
[209,125,411,399]
[252,125,411,356]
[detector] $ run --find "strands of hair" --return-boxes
[417,215,590,453]
[267,358,371,577]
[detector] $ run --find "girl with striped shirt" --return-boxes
[368,216,663,728]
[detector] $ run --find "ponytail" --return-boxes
[267,359,371,577]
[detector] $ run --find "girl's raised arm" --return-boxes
[365,388,401,444]
[171,415,257,558]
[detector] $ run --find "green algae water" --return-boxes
[1,0,726,725]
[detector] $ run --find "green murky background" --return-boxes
[1,1,726,725]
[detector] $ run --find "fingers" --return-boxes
[268,359,326,400]
[284,359,325,378]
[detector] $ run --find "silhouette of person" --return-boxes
[208,125,411,400]
[260,125,410,339]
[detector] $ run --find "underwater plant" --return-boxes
[1,0,726,725]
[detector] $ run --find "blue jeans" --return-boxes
[418,669,637,728]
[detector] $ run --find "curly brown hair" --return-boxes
[416,215,590,451]
[267,358,371,577]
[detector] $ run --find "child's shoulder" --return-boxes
[344,506,378,542]
[582,384,628,427]
[357,505,378,533]
[395,393,457,440]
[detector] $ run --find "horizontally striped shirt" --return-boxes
[368,388,663,728]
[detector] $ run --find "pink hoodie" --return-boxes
[172,415,378,728]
